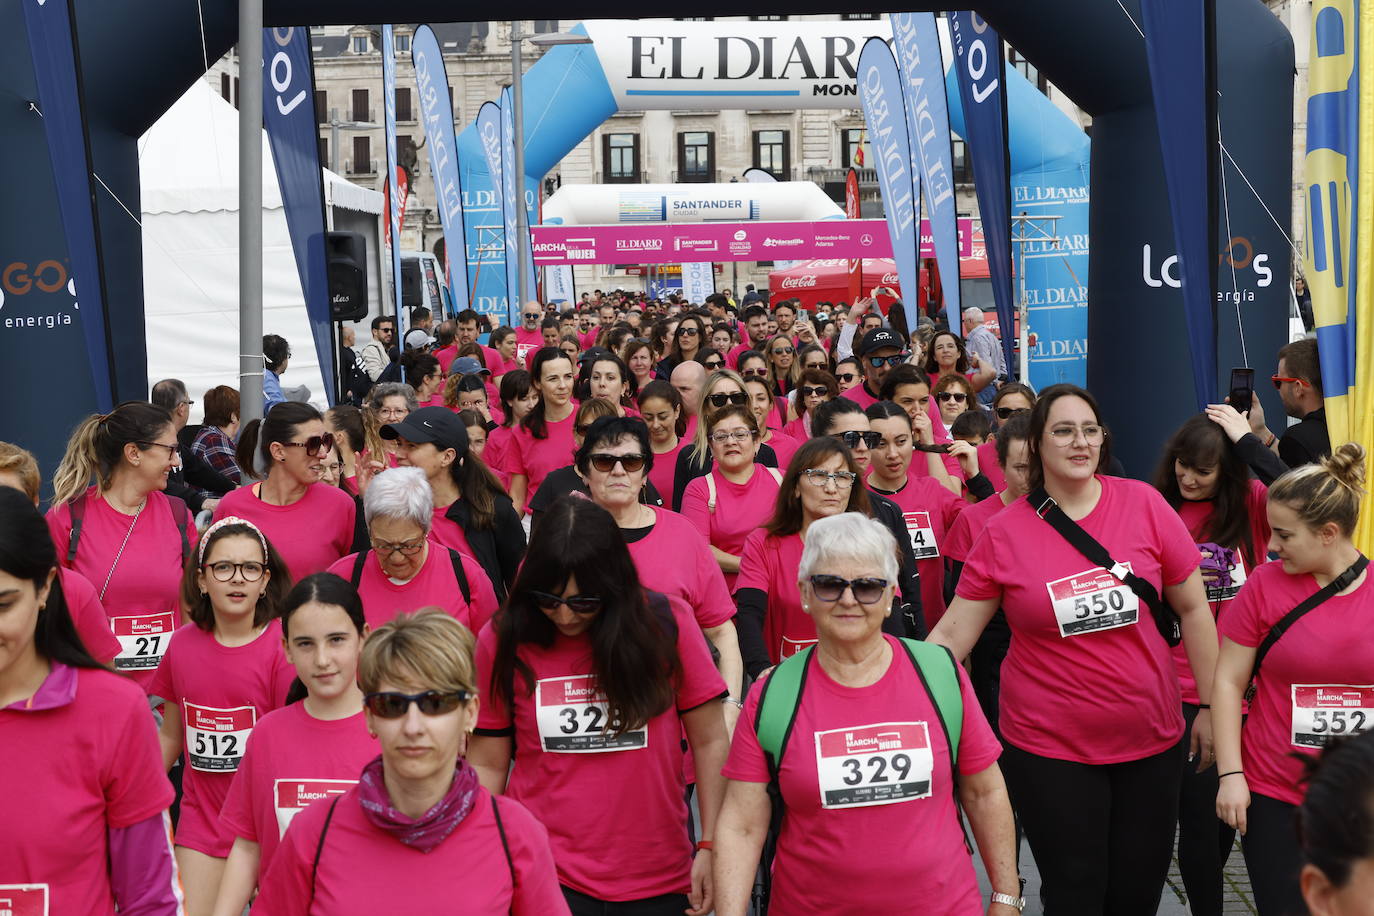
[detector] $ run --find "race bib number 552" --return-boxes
[184,703,256,772]
[1045,566,1139,637]
[814,721,933,809]
[535,675,647,753]
[1292,685,1374,748]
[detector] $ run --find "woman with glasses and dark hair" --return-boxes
[736,350,770,385]
[673,369,784,511]
[698,347,726,373]
[797,343,830,374]
[254,608,568,914]
[213,402,357,580]
[933,373,978,430]
[975,383,1038,492]
[924,329,997,394]
[834,356,863,394]
[782,369,838,441]
[657,313,709,380]
[1,488,181,916]
[764,333,801,396]
[932,383,1220,914]
[470,497,728,916]
[527,398,662,517]
[326,468,498,633]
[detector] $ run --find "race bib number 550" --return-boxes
[1292,685,1374,748]
[814,721,933,809]
[535,675,647,753]
[1045,566,1139,637]
[184,703,256,772]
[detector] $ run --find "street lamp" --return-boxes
[327,110,380,175]
[510,25,594,311]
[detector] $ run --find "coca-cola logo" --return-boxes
[781,275,818,289]
[881,273,899,285]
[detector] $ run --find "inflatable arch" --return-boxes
[0,0,1291,480]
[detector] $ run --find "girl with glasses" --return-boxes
[674,369,784,512]
[782,368,838,442]
[256,609,568,914]
[834,356,863,393]
[212,403,358,581]
[152,517,294,914]
[923,330,997,395]
[637,381,688,507]
[933,384,1220,914]
[470,497,728,916]
[764,333,801,396]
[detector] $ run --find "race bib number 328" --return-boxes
[1291,685,1374,748]
[813,721,933,809]
[1045,567,1139,637]
[535,675,647,753]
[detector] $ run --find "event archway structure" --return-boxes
[0,0,1291,482]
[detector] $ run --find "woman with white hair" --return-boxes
[714,512,1020,915]
[326,467,498,632]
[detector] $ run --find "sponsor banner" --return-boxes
[530,218,971,265]
[262,26,336,406]
[411,25,470,310]
[381,26,407,345]
[545,264,576,303]
[846,167,862,304]
[474,99,511,313]
[617,190,762,223]
[682,261,716,303]
[500,88,538,311]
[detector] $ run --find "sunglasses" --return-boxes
[1271,375,1307,389]
[799,385,830,398]
[996,406,1030,420]
[808,574,890,605]
[867,353,909,369]
[771,346,795,355]
[677,327,701,337]
[833,430,883,450]
[741,368,769,378]
[587,452,646,473]
[936,392,968,403]
[529,589,604,614]
[704,359,725,369]
[283,432,336,456]
[707,391,750,408]
[836,372,858,384]
[364,690,470,719]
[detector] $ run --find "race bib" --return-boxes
[535,675,647,753]
[814,721,933,809]
[1291,685,1374,748]
[1045,566,1139,637]
[1200,544,1247,602]
[0,885,49,916]
[780,635,818,660]
[274,779,356,837]
[110,611,176,670]
[903,511,940,560]
[184,703,256,772]
[516,342,537,363]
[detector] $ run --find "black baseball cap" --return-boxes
[380,406,469,453]
[857,327,906,357]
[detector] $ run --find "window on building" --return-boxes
[1009,48,1049,95]
[952,138,974,185]
[678,131,714,182]
[352,34,370,54]
[220,73,232,103]
[351,136,371,173]
[753,129,790,180]
[351,89,369,122]
[315,90,328,125]
[319,137,329,170]
[395,87,412,122]
[841,13,879,19]
[603,133,640,183]
[841,128,869,170]
[533,20,560,33]
[750,15,788,20]
[395,33,410,53]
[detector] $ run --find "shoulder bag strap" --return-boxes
[66,489,89,564]
[349,550,370,589]
[490,795,517,900]
[1252,555,1369,682]
[754,647,813,776]
[706,472,718,513]
[446,549,473,606]
[309,795,343,907]
[164,494,191,561]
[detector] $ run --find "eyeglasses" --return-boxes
[138,440,179,459]
[364,690,471,719]
[377,407,408,420]
[283,432,336,456]
[833,430,882,450]
[802,468,858,489]
[741,368,769,378]
[707,391,750,408]
[709,429,756,444]
[528,590,604,614]
[808,574,890,604]
[371,536,426,557]
[677,326,700,337]
[771,346,795,355]
[703,359,725,369]
[1271,375,1307,389]
[799,385,830,398]
[836,372,858,384]
[322,461,343,473]
[203,561,266,582]
[377,327,395,336]
[996,406,1030,420]
[1048,424,1106,446]
[588,453,646,473]
[936,392,968,404]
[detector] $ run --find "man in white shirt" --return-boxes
[962,307,1007,405]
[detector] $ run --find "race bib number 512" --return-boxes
[1291,685,1374,748]
[184,703,256,772]
[535,675,647,753]
[814,721,933,809]
[1045,566,1139,637]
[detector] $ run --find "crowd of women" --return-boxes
[2,293,1372,916]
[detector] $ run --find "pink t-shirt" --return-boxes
[842,385,879,408]
[428,504,474,557]
[977,441,1005,491]
[944,492,1012,564]
[485,425,518,488]
[956,476,1200,763]
[627,507,736,629]
[474,594,726,900]
[871,476,966,630]
[647,440,685,508]
[212,483,356,581]
[723,635,1002,915]
[0,666,175,916]
[326,547,498,634]
[219,702,377,879]
[433,345,458,374]
[60,568,121,666]
[509,413,577,507]
[254,783,566,916]
[514,327,544,365]
[149,620,295,856]
[1220,560,1374,805]
[579,326,600,350]
[736,529,811,663]
[782,414,811,441]
[765,429,802,470]
[681,467,783,592]
[48,488,198,692]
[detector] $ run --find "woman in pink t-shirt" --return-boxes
[469,497,728,915]
[933,383,1219,914]
[879,364,965,488]
[637,380,687,504]
[214,572,378,915]
[212,403,357,580]
[923,329,997,394]
[714,512,1019,916]
[1214,444,1374,916]
[47,401,196,691]
[1,489,180,916]
[151,517,295,914]
[744,376,801,469]
[487,369,538,488]
[489,326,522,377]
[781,368,837,441]
[623,338,657,395]
[254,609,568,915]
[580,351,639,416]
[508,349,577,515]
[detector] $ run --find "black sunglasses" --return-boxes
[867,353,909,369]
[936,392,968,403]
[996,406,1030,420]
[676,326,700,337]
[833,430,882,450]
[808,574,890,605]
[283,432,336,456]
[741,368,769,378]
[836,372,858,383]
[799,385,830,398]
[771,346,795,355]
[703,359,725,369]
[529,590,604,614]
[364,690,470,719]
[707,391,750,408]
[588,452,646,473]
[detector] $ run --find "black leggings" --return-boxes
[1176,703,1237,916]
[562,887,691,916]
[1000,736,1185,915]
[1241,792,1305,916]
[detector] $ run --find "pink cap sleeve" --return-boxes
[721,681,771,784]
[474,621,512,730]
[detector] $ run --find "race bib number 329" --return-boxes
[1291,685,1374,748]
[1045,567,1139,637]
[814,721,933,809]
[535,675,647,753]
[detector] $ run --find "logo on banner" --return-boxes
[268,28,308,115]
[1141,237,1273,297]
[763,237,803,248]
[616,239,664,252]
[675,238,719,254]
[860,233,874,246]
[1,258,78,330]
[781,275,818,289]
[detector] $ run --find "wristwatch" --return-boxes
[991,892,1026,911]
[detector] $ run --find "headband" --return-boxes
[198,515,270,567]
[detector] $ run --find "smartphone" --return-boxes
[1229,367,1255,414]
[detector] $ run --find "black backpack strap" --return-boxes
[309,795,342,906]
[164,494,191,562]
[491,795,517,899]
[350,550,370,589]
[66,489,89,565]
[446,549,472,606]
[1252,554,1369,682]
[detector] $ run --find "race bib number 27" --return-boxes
[110,612,177,670]
[1045,566,1139,637]
[1291,685,1374,748]
[814,721,933,809]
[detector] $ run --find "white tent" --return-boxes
[139,80,383,420]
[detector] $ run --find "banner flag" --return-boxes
[890,12,961,324]
[682,262,716,303]
[742,167,778,183]
[546,265,576,303]
[411,25,471,312]
[1141,0,1218,410]
[262,26,336,406]
[500,87,539,316]
[857,37,920,333]
[381,25,407,351]
[475,99,511,316]
[21,0,114,410]
[950,11,1016,377]
[845,168,863,306]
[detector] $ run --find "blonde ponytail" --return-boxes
[51,414,104,506]
[1270,442,1366,537]
[51,402,176,506]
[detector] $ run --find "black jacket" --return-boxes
[167,430,236,513]
[444,492,526,602]
[1279,408,1331,470]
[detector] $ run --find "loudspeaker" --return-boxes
[326,231,368,322]
[400,258,424,309]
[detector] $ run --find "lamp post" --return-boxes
[510,25,593,309]
[328,110,380,174]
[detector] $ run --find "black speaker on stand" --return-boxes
[327,231,369,322]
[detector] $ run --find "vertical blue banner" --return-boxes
[950,12,1016,378]
[1141,0,1217,409]
[410,25,470,313]
[890,12,962,324]
[262,26,336,406]
[500,87,538,315]
[857,37,921,333]
[474,99,512,322]
[21,0,114,410]
[382,25,406,348]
